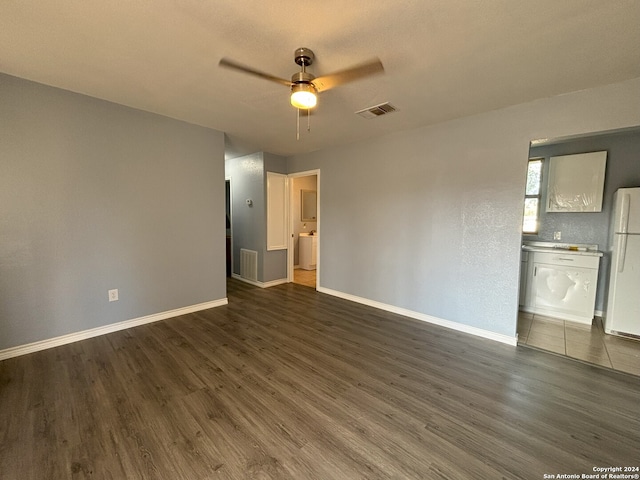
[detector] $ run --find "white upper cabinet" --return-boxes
[546,151,607,212]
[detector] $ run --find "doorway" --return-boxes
[225,178,232,277]
[288,170,320,289]
[517,128,640,376]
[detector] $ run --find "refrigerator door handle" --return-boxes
[619,193,630,234]
[617,234,628,273]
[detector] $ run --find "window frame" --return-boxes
[522,158,544,235]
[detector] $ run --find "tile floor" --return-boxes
[293,268,316,288]
[518,311,640,376]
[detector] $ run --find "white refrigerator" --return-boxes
[605,187,640,336]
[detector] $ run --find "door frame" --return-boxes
[225,176,234,278]
[287,169,320,288]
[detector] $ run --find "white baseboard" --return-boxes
[521,306,604,325]
[317,287,518,346]
[231,273,288,289]
[0,298,228,361]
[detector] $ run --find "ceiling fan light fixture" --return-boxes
[290,83,317,109]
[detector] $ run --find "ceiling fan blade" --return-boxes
[219,58,292,87]
[312,58,384,92]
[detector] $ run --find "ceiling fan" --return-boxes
[219,47,384,110]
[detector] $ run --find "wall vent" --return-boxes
[355,102,397,119]
[240,248,258,282]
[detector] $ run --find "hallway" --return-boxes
[293,268,316,288]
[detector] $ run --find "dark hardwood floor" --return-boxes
[1,279,638,479]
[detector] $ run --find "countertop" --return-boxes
[522,241,603,257]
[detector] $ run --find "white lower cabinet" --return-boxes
[521,250,601,324]
[299,234,317,270]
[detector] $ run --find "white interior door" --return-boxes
[266,172,288,251]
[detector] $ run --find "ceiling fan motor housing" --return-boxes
[291,71,315,85]
[294,47,314,67]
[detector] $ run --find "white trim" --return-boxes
[0,298,228,361]
[317,287,518,346]
[595,309,604,317]
[225,176,234,278]
[232,273,288,289]
[519,305,593,325]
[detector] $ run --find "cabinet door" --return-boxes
[546,151,606,212]
[531,262,596,319]
[299,236,317,270]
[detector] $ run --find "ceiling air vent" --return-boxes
[355,102,397,119]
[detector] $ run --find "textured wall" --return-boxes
[287,78,640,338]
[0,74,226,350]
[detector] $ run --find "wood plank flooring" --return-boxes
[1,279,638,479]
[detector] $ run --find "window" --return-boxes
[523,159,543,234]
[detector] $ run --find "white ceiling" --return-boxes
[2,1,640,158]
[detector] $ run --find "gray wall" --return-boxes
[225,152,288,283]
[287,77,640,338]
[528,129,640,312]
[0,73,226,350]
[226,153,265,279]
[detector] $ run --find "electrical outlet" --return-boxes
[553,231,562,240]
[108,289,119,302]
